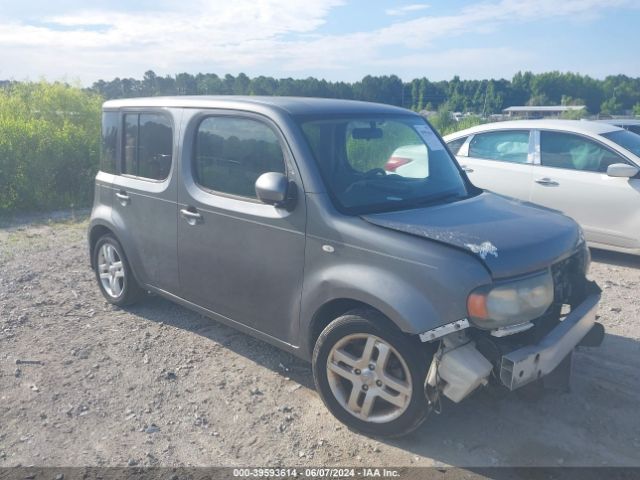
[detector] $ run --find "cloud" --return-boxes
[385,4,430,16]
[0,0,346,81]
[0,0,637,83]
[264,0,637,73]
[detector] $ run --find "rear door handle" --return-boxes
[535,177,559,186]
[461,165,474,173]
[115,191,130,205]
[180,208,202,225]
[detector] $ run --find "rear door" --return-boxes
[95,111,119,218]
[530,129,640,249]
[454,129,535,200]
[110,109,179,292]
[176,111,306,344]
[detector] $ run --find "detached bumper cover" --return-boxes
[499,283,601,390]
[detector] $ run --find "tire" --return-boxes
[312,309,432,437]
[93,234,144,306]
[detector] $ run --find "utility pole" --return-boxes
[482,83,489,119]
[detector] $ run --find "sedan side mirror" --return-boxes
[607,163,639,178]
[255,172,296,210]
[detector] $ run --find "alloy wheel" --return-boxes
[97,243,125,298]
[326,333,412,423]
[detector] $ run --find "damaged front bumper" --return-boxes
[499,286,602,390]
[424,282,603,403]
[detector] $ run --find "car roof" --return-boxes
[102,95,414,117]
[443,119,623,140]
[596,118,640,126]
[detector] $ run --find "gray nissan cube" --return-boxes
[89,96,603,437]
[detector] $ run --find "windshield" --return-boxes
[298,115,470,214]
[602,129,640,159]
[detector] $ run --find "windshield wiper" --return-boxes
[409,192,466,207]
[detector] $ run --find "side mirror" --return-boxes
[255,172,296,209]
[607,163,639,178]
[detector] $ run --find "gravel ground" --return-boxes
[1,214,639,468]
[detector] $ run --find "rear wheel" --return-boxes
[93,234,144,306]
[312,310,432,437]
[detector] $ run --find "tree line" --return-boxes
[89,70,640,116]
[1,71,639,213]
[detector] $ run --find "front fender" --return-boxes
[298,222,493,359]
[301,263,442,339]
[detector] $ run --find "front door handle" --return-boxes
[180,208,203,225]
[115,191,130,205]
[461,165,474,173]
[535,177,559,186]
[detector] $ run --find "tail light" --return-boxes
[384,156,412,172]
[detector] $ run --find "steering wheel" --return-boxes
[364,168,387,178]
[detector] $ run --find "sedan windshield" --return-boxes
[602,129,640,158]
[298,115,471,214]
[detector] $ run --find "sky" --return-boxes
[0,0,638,85]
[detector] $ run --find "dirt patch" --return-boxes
[1,217,639,467]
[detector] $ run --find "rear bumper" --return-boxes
[499,284,602,390]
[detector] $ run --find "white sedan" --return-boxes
[383,144,429,178]
[443,120,640,255]
[596,118,640,135]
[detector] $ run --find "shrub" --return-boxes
[428,107,485,136]
[0,82,102,213]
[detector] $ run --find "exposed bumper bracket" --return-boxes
[499,283,602,391]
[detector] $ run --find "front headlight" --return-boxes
[580,234,591,275]
[467,271,554,329]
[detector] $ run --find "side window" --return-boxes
[195,117,286,199]
[122,113,173,180]
[540,131,625,173]
[100,112,118,174]
[446,136,467,155]
[468,130,530,163]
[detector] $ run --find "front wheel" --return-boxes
[312,310,432,437]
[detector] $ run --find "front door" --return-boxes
[530,129,640,250]
[177,112,306,344]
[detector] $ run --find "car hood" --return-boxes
[362,192,582,279]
